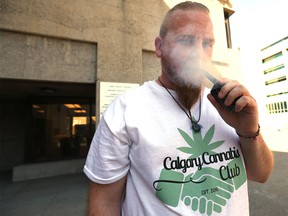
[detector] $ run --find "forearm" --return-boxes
[240,133,274,183]
[87,176,127,216]
[88,199,121,216]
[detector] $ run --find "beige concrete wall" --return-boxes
[0,0,169,84]
[0,0,239,84]
[0,30,97,83]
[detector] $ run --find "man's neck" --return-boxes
[156,74,176,90]
[157,74,202,109]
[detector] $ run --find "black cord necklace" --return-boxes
[158,77,202,133]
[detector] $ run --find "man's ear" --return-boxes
[155,36,162,58]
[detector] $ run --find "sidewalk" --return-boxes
[248,151,288,216]
[0,172,88,216]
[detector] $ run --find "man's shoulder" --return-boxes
[122,80,158,99]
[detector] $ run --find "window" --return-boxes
[266,101,288,114]
[262,52,283,63]
[261,36,288,51]
[265,76,286,85]
[264,64,285,75]
[224,8,234,49]
[267,91,288,98]
[31,100,95,162]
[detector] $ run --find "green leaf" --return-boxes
[192,129,203,143]
[208,140,225,151]
[177,147,194,154]
[203,125,215,144]
[177,128,195,148]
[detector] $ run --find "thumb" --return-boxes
[207,94,225,113]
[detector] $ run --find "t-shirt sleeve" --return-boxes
[84,96,131,184]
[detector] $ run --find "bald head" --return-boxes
[159,1,210,38]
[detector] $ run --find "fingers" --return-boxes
[211,79,255,112]
[189,197,214,215]
[234,95,256,112]
[217,80,243,106]
[207,94,224,112]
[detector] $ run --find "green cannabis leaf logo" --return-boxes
[177,125,224,158]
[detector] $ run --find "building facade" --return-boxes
[0,0,240,180]
[260,36,288,129]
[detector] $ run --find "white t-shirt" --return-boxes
[84,80,249,216]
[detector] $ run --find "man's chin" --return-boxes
[172,72,204,89]
[174,84,202,109]
[174,79,203,90]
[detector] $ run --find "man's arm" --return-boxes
[239,134,274,182]
[87,175,127,216]
[207,79,274,183]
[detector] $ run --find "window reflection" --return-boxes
[31,102,95,162]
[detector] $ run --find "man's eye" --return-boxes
[177,38,196,46]
[203,41,213,48]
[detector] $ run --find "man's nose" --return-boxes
[193,41,205,57]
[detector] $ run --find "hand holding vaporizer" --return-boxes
[204,72,240,112]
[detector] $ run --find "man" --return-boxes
[84,2,274,215]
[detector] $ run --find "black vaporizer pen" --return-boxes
[204,71,238,112]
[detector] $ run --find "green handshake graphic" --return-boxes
[154,125,247,215]
[154,157,246,216]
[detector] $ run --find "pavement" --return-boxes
[0,172,89,216]
[248,151,288,216]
